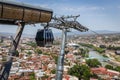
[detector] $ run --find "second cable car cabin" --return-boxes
[35,28,54,47]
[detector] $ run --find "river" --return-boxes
[89,50,109,62]
[88,50,110,66]
[87,49,120,67]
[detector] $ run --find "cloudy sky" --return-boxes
[0,0,120,35]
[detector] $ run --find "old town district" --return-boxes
[0,33,120,80]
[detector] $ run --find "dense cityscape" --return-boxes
[0,33,120,80]
[0,0,120,80]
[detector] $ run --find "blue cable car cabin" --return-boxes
[35,29,54,47]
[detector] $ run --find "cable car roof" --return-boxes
[0,0,53,25]
[0,0,53,12]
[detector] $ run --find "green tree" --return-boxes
[2,56,7,61]
[114,66,120,72]
[20,48,24,52]
[27,51,32,55]
[26,41,37,48]
[94,47,105,53]
[86,59,101,68]
[99,45,106,48]
[91,73,99,79]
[68,64,91,80]
[53,55,58,64]
[36,49,42,55]
[0,39,3,43]
[79,48,89,57]
[30,72,36,80]
[105,65,113,70]
[65,50,69,54]
[79,43,94,48]
[15,50,19,57]
[51,69,56,74]
[107,45,120,50]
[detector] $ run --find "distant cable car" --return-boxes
[35,28,54,47]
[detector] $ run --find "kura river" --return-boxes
[88,50,109,62]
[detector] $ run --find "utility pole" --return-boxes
[0,22,25,80]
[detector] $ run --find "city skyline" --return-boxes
[0,0,120,34]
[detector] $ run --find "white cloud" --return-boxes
[62,6,105,12]
[50,5,105,16]
[37,3,104,16]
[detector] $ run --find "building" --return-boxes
[115,50,120,55]
[91,67,120,79]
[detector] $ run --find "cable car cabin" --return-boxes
[0,0,53,24]
[35,29,54,47]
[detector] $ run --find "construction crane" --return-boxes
[41,15,89,80]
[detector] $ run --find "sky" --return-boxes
[0,0,120,35]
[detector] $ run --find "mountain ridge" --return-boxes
[0,30,120,38]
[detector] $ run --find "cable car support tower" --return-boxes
[43,15,89,80]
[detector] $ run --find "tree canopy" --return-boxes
[36,49,42,55]
[114,66,120,72]
[86,59,101,68]
[68,64,91,80]
[105,65,113,70]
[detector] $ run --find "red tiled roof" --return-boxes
[66,54,74,58]
[64,75,70,80]
[91,67,120,77]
